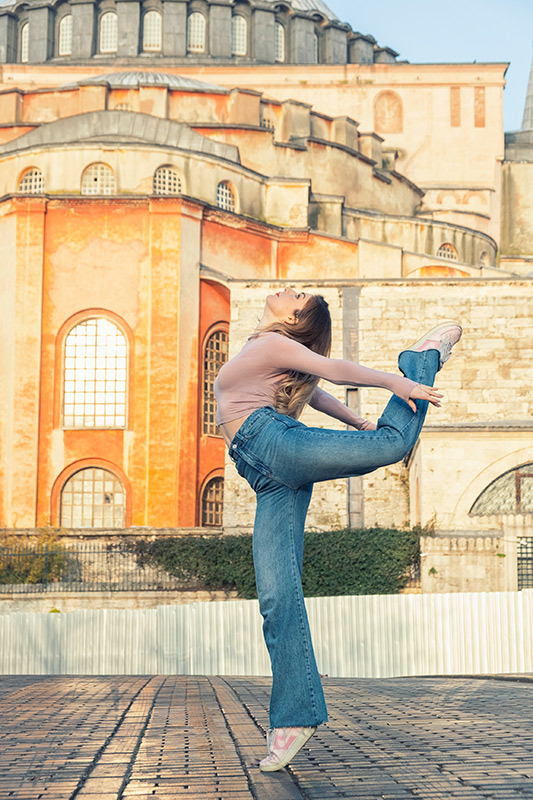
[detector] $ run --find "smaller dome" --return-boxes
[74,72,229,94]
[266,0,338,20]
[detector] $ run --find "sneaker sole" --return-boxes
[259,726,316,772]
[407,320,463,352]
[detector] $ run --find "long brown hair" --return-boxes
[253,294,332,419]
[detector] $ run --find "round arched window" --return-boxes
[470,464,533,515]
[437,243,458,261]
[81,163,116,195]
[18,168,44,194]
[201,477,224,527]
[203,330,229,435]
[153,166,183,196]
[60,467,125,528]
[216,181,236,212]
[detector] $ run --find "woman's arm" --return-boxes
[309,387,375,430]
[271,334,418,404]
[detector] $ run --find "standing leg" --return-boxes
[251,475,327,729]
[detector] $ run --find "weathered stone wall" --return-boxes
[0,589,239,614]
[223,278,533,538]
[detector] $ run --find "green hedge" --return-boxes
[132,527,420,599]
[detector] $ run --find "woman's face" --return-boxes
[265,287,310,325]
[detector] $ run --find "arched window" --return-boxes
[81,163,116,195]
[216,181,235,212]
[231,15,247,56]
[143,10,162,52]
[60,467,125,528]
[18,168,44,194]
[437,243,458,261]
[187,12,206,53]
[201,477,224,527]
[470,464,533,516]
[203,329,228,435]
[153,166,183,195]
[58,14,72,56]
[100,11,118,53]
[275,22,285,62]
[312,31,319,63]
[20,22,29,63]
[374,91,403,134]
[63,317,127,428]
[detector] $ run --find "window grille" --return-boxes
[231,15,247,56]
[100,12,118,53]
[58,15,72,56]
[201,477,224,527]
[63,318,127,429]
[275,22,285,62]
[518,537,533,590]
[153,166,183,195]
[143,10,162,51]
[216,181,235,212]
[203,330,228,435]
[60,467,125,528]
[312,32,319,63]
[260,115,274,131]
[18,168,44,194]
[471,464,533,516]
[437,243,458,261]
[20,22,29,63]
[187,12,206,53]
[81,163,116,195]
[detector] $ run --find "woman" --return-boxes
[214,287,461,772]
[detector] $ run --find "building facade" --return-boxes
[0,0,532,591]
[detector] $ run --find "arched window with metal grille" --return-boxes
[437,243,458,261]
[63,317,127,429]
[275,21,285,62]
[20,22,29,63]
[201,476,224,527]
[203,329,228,435]
[153,166,183,195]
[143,10,162,52]
[470,464,533,516]
[231,15,247,56]
[99,11,118,53]
[81,163,116,195]
[18,168,44,194]
[216,181,236,212]
[58,14,72,56]
[187,12,206,53]
[60,467,125,528]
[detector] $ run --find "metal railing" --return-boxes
[518,537,533,590]
[0,543,190,593]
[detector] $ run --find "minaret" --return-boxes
[522,49,533,130]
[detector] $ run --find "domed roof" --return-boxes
[74,72,229,94]
[265,0,338,20]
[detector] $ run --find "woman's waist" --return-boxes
[219,416,250,448]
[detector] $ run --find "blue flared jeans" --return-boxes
[228,349,439,729]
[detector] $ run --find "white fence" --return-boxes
[1,589,532,677]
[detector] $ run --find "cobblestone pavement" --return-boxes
[0,675,532,800]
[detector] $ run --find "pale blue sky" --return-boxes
[327,0,533,131]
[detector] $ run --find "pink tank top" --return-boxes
[214,333,417,426]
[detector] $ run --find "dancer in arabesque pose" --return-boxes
[214,287,462,772]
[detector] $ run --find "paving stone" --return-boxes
[0,675,532,799]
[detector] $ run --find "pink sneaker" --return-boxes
[259,725,316,772]
[407,321,462,368]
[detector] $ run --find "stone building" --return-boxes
[0,0,531,593]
